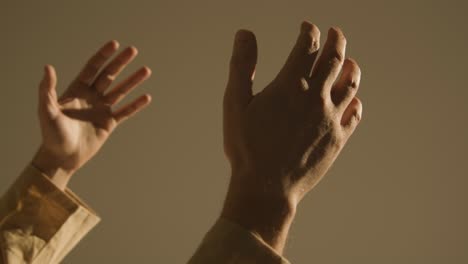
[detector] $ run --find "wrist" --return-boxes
[32,146,75,190]
[221,168,298,254]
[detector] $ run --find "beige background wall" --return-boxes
[1,0,467,263]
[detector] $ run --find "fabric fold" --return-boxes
[0,165,100,264]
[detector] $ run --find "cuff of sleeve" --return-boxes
[0,164,100,263]
[188,217,290,264]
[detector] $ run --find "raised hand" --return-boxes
[222,22,362,252]
[32,41,152,190]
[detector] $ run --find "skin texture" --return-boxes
[32,40,152,190]
[221,21,363,254]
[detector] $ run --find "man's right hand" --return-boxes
[222,21,363,253]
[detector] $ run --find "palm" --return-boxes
[45,91,115,164]
[37,40,152,174]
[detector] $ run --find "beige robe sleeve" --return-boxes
[0,165,291,263]
[188,218,291,264]
[0,165,100,264]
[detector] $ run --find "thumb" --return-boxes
[224,29,257,112]
[39,65,60,119]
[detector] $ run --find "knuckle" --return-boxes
[330,49,345,64]
[310,92,331,113]
[87,63,100,74]
[327,56,343,73]
[298,77,310,91]
[316,120,344,151]
[334,133,346,149]
[343,59,361,90]
[90,53,107,66]
[349,80,359,90]
[83,64,100,80]
[328,118,347,148]
[103,70,117,81]
[230,55,253,68]
[331,127,344,147]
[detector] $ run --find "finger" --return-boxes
[225,29,257,113]
[39,65,60,119]
[277,21,320,83]
[113,94,152,124]
[93,46,139,93]
[104,66,152,105]
[75,40,120,87]
[310,27,346,96]
[341,97,362,133]
[332,58,361,112]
